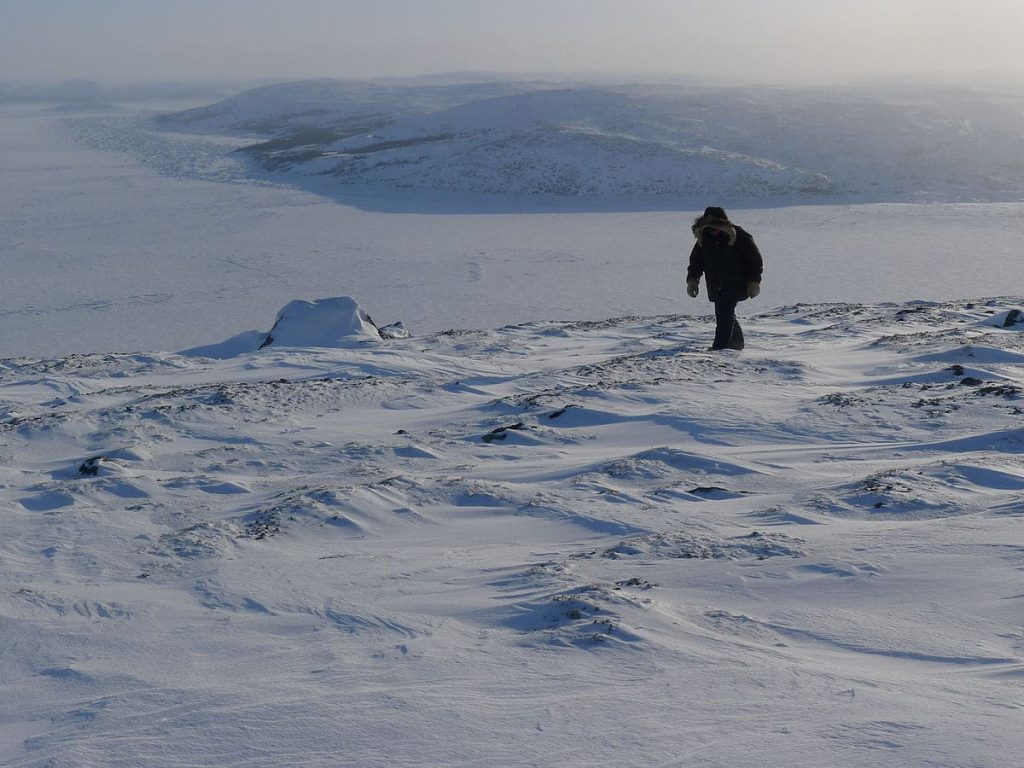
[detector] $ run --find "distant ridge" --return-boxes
[156,78,1024,201]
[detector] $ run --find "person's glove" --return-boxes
[747,281,761,299]
[686,279,699,298]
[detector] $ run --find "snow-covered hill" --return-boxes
[156,79,1024,201]
[3,298,1023,766]
[155,78,559,137]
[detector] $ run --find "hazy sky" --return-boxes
[3,0,1023,84]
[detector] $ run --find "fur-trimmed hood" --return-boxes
[692,210,737,246]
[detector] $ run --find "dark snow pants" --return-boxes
[712,299,744,350]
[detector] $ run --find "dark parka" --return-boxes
[687,212,763,303]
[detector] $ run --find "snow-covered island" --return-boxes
[156,78,1024,202]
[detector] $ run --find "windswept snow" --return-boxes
[2,299,1023,766]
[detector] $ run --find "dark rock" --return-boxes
[548,405,577,419]
[895,307,925,320]
[242,511,281,539]
[977,384,1022,398]
[482,422,526,443]
[820,392,862,406]
[378,322,410,340]
[79,456,104,476]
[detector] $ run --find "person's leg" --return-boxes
[712,299,738,350]
[729,316,745,350]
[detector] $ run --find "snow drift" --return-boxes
[181,296,391,358]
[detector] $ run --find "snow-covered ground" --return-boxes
[3,103,1024,359]
[2,296,1023,767]
[2,97,1024,766]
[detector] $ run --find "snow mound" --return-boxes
[260,297,381,349]
[181,297,386,358]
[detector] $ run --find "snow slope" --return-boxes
[2,298,1023,766]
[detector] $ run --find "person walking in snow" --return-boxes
[686,206,763,351]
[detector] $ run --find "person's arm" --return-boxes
[744,235,763,298]
[686,241,704,283]
[744,236,763,284]
[685,241,704,297]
